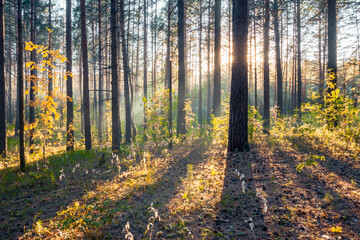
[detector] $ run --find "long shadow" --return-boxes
[212,151,268,239]
[106,142,210,238]
[253,143,360,239]
[0,150,120,239]
[289,136,360,185]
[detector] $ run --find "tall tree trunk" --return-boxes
[119,0,132,143]
[274,0,283,115]
[166,0,172,146]
[198,0,203,127]
[143,0,148,125]
[207,0,211,123]
[29,0,36,154]
[111,0,121,151]
[318,14,324,99]
[228,0,249,152]
[0,0,5,157]
[48,0,52,97]
[15,2,19,137]
[263,0,270,129]
[177,0,186,136]
[297,0,302,118]
[80,0,92,150]
[66,0,74,151]
[91,18,97,128]
[7,30,12,124]
[18,0,25,171]
[253,5,257,109]
[98,0,103,142]
[213,0,221,117]
[326,0,337,126]
[327,0,337,91]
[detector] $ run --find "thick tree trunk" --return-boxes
[111,0,121,151]
[0,0,5,157]
[18,0,25,171]
[228,0,249,153]
[177,0,186,136]
[66,0,74,151]
[213,0,221,117]
[327,0,337,92]
[119,0,132,143]
[80,0,92,150]
[263,0,270,129]
[274,0,283,114]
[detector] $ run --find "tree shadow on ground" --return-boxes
[251,143,360,239]
[0,150,119,239]
[212,151,269,240]
[106,142,211,239]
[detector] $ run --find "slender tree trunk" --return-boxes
[297,0,302,118]
[111,0,121,151]
[18,0,25,171]
[177,0,186,136]
[0,0,5,157]
[213,0,221,117]
[166,0,172,146]
[7,32,12,124]
[66,0,74,151]
[207,0,211,123]
[228,0,249,152]
[274,0,283,115]
[48,0,52,97]
[143,0,148,125]
[80,0,92,150]
[198,0,203,127]
[318,14,324,99]
[29,0,36,154]
[15,2,19,136]
[98,0,103,142]
[253,5,257,109]
[119,0,132,143]
[263,0,270,129]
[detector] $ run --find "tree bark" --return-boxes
[98,0,103,142]
[111,0,121,151]
[18,0,25,171]
[274,0,283,114]
[228,0,249,153]
[297,0,302,118]
[143,0,148,125]
[0,0,5,157]
[213,0,221,117]
[80,0,92,150]
[263,0,270,129]
[66,0,74,151]
[198,0,203,127]
[29,0,36,154]
[119,0,132,143]
[177,0,186,136]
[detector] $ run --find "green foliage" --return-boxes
[296,154,325,172]
[55,200,116,237]
[211,97,263,148]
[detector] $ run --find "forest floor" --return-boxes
[0,132,360,239]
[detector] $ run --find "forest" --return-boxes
[0,0,359,239]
